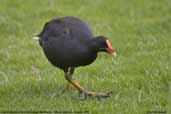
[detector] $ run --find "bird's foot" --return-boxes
[79,89,112,99]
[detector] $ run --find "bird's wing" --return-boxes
[39,17,94,44]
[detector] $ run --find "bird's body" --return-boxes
[38,17,97,70]
[36,16,116,98]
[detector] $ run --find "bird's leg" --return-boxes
[65,70,85,93]
[64,68,112,99]
[70,67,75,75]
[63,67,75,92]
[63,82,70,93]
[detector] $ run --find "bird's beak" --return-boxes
[105,39,117,57]
[111,51,117,57]
[33,36,39,42]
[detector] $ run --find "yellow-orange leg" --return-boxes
[63,67,75,92]
[64,69,112,99]
[63,82,71,93]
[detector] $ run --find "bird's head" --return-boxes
[91,36,117,57]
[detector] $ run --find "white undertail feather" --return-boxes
[33,36,39,41]
[33,36,39,42]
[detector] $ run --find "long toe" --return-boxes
[93,91,112,98]
[82,90,112,99]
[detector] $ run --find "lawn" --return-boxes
[0,0,171,113]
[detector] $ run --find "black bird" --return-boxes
[34,16,117,98]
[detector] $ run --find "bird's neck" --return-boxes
[87,38,100,53]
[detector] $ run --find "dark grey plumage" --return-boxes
[38,17,107,70]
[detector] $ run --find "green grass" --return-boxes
[0,0,171,113]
